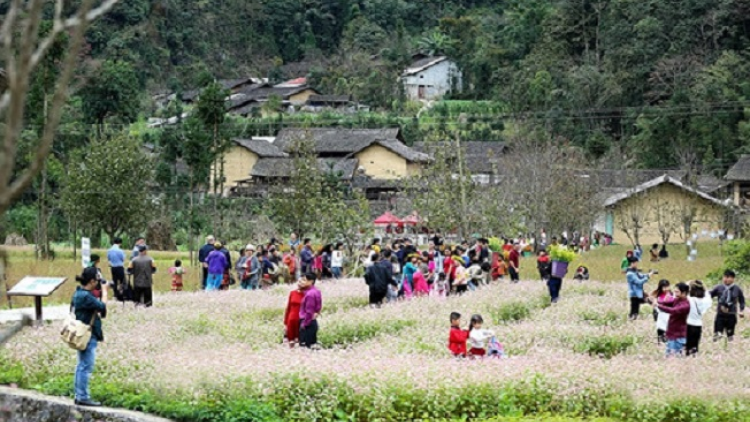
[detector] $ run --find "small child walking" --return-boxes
[467,314,495,358]
[448,312,469,357]
[169,260,185,292]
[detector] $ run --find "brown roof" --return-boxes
[413,141,507,173]
[227,85,317,112]
[725,155,750,181]
[250,157,359,179]
[232,139,287,158]
[274,128,400,154]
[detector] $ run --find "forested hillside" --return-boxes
[6,0,750,246]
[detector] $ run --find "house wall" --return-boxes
[403,60,462,101]
[209,146,259,195]
[288,89,318,105]
[355,145,409,179]
[608,183,727,246]
[407,162,422,177]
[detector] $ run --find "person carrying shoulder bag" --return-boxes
[71,266,107,407]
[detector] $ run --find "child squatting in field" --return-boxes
[448,312,502,358]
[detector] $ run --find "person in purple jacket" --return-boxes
[205,242,228,291]
[298,272,322,348]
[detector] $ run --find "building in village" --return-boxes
[724,154,750,207]
[412,141,507,184]
[214,128,431,199]
[596,174,733,246]
[402,56,462,101]
[181,77,265,104]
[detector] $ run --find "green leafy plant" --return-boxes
[549,246,577,263]
[573,335,637,359]
[488,237,503,253]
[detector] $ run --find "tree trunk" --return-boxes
[189,171,195,266]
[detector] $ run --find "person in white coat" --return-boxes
[686,280,713,356]
[467,314,494,358]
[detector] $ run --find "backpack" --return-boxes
[487,336,505,358]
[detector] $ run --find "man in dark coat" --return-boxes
[365,253,391,307]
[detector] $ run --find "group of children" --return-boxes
[447,312,505,358]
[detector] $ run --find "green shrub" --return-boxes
[491,302,531,323]
[573,334,637,359]
[0,352,24,385]
[318,319,417,347]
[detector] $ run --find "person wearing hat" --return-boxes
[686,280,712,356]
[205,242,228,291]
[128,245,156,306]
[237,244,256,290]
[198,235,216,290]
[72,266,108,407]
[626,256,653,320]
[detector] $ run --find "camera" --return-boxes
[649,270,659,275]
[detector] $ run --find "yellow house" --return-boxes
[209,138,287,195]
[273,128,431,180]
[602,175,732,246]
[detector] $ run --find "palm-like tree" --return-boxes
[417,31,453,56]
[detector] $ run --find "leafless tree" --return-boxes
[0,0,121,217]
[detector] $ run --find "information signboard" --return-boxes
[7,277,67,297]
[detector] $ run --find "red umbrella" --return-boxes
[373,211,402,226]
[402,213,422,226]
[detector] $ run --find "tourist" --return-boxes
[626,257,653,320]
[443,247,458,293]
[387,249,401,302]
[649,244,659,262]
[72,267,107,407]
[288,232,300,251]
[467,314,495,358]
[106,237,126,300]
[710,270,746,342]
[331,243,344,279]
[86,254,105,299]
[453,256,469,295]
[312,248,324,279]
[169,260,184,291]
[242,245,261,290]
[128,245,156,306]
[283,280,305,347]
[198,235,215,290]
[412,257,430,296]
[620,250,633,274]
[653,282,690,357]
[300,239,314,274]
[537,250,551,282]
[365,253,390,307]
[402,238,417,263]
[282,247,298,283]
[401,254,419,298]
[299,272,322,348]
[235,245,250,286]
[686,280,712,356]
[659,245,669,259]
[508,243,520,283]
[261,249,277,288]
[205,242,227,292]
[219,241,232,290]
[448,312,469,357]
[651,279,672,344]
[371,238,382,254]
[321,244,333,279]
[131,237,145,260]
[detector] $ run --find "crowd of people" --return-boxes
[67,230,747,407]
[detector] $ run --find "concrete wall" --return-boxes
[609,183,727,246]
[0,386,173,422]
[209,146,258,195]
[355,145,409,179]
[403,60,462,101]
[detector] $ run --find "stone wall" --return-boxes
[0,386,173,422]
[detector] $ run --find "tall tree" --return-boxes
[79,59,140,133]
[61,134,154,243]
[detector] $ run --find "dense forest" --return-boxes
[6,0,750,247]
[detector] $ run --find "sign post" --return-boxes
[81,237,91,268]
[7,277,67,325]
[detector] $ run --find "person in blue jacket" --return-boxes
[626,256,654,320]
[72,267,107,407]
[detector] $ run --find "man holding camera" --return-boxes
[626,256,655,320]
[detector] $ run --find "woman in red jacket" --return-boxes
[283,282,306,347]
[448,312,469,357]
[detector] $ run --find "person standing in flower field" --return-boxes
[448,312,469,357]
[300,238,314,275]
[365,253,391,307]
[652,282,690,357]
[508,243,521,283]
[131,237,146,260]
[710,270,746,342]
[204,242,228,292]
[283,279,306,347]
[106,237,126,300]
[169,260,185,292]
[331,243,344,279]
[128,245,156,307]
[686,280,712,356]
[72,267,107,407]
[198,235,215,290]
[299,272,322,348]
[650,279,672,344]
[626,257,653,320]
[620,250,634,274]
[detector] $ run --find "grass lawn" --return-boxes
[1,265,748,421]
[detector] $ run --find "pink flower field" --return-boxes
[2,279,749,420]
